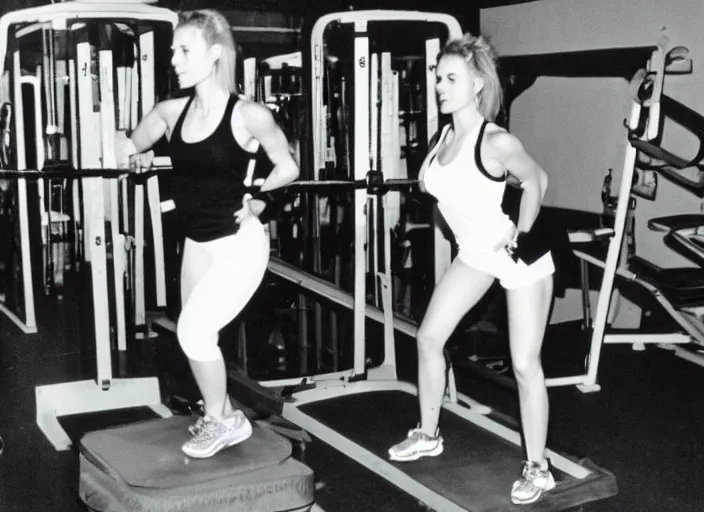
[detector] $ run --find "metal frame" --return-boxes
[133,27,168,338]
[0,1,177,77]
[0,1,177,450]
[308,9,462,380]
[568,41,704,392]
[264,51,302,70]
[0,49,37,333]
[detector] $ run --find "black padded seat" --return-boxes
[648,214,704,232]
[664,230,704,268]
[628,256,704,308]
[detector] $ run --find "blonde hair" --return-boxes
[439,34,502,121]
[177,10,237,94]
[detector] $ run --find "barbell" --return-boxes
[0,162,420,196]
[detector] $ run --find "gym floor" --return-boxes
[0,273,702,512]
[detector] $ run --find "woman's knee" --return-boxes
[176,314,220,361]
[512,354,543,383]
[416,326,447,359]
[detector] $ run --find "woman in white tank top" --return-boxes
[388,34,556,505]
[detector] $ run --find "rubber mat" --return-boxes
[78,416,315,512]
[301,390,618,511]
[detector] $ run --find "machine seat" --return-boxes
[648,214,704,232]
[628,255,704,308]
[665,229,704,268]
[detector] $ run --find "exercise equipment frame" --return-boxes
[0,1,176,450]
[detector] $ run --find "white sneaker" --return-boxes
[182,410,252,459]
[188,399,206,435]
[511,460,556,505]
[388,427,443,462]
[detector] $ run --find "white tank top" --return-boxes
[422,120,514,253]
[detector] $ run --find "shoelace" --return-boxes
[190,406,245,435]
[191,411,248,441]
[520,461,546,484]
[190,416,206,435]
[395,429,438,452]
[190,417,229,445]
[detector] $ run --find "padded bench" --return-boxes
[78,415,315,512]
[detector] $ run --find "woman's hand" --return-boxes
[129,150,154,174]
[493,223,519,255]
[115,131,136,169]
[233,198,266,224]
[115,131,154,174]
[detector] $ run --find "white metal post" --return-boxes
[353,21,370,376]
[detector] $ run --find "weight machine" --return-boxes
[571,42,704,391]
[0,0,175,450]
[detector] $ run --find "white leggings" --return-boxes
[176,217,270,361]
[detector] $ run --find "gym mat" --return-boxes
[78,416,315,512]
[301,391,618,512]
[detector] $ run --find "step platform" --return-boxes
[300,391,618,511]
[78,415,315,512]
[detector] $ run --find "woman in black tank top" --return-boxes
[116,10,299,459]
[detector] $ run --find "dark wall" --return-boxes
[0,0,48,18]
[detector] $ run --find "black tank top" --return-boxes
[169,95,253,242]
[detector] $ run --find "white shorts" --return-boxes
[457,247,555,290]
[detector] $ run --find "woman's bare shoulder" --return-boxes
[156,96,191,126]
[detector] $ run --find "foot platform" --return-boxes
[294,390,618,511]
[78,415,315,511]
